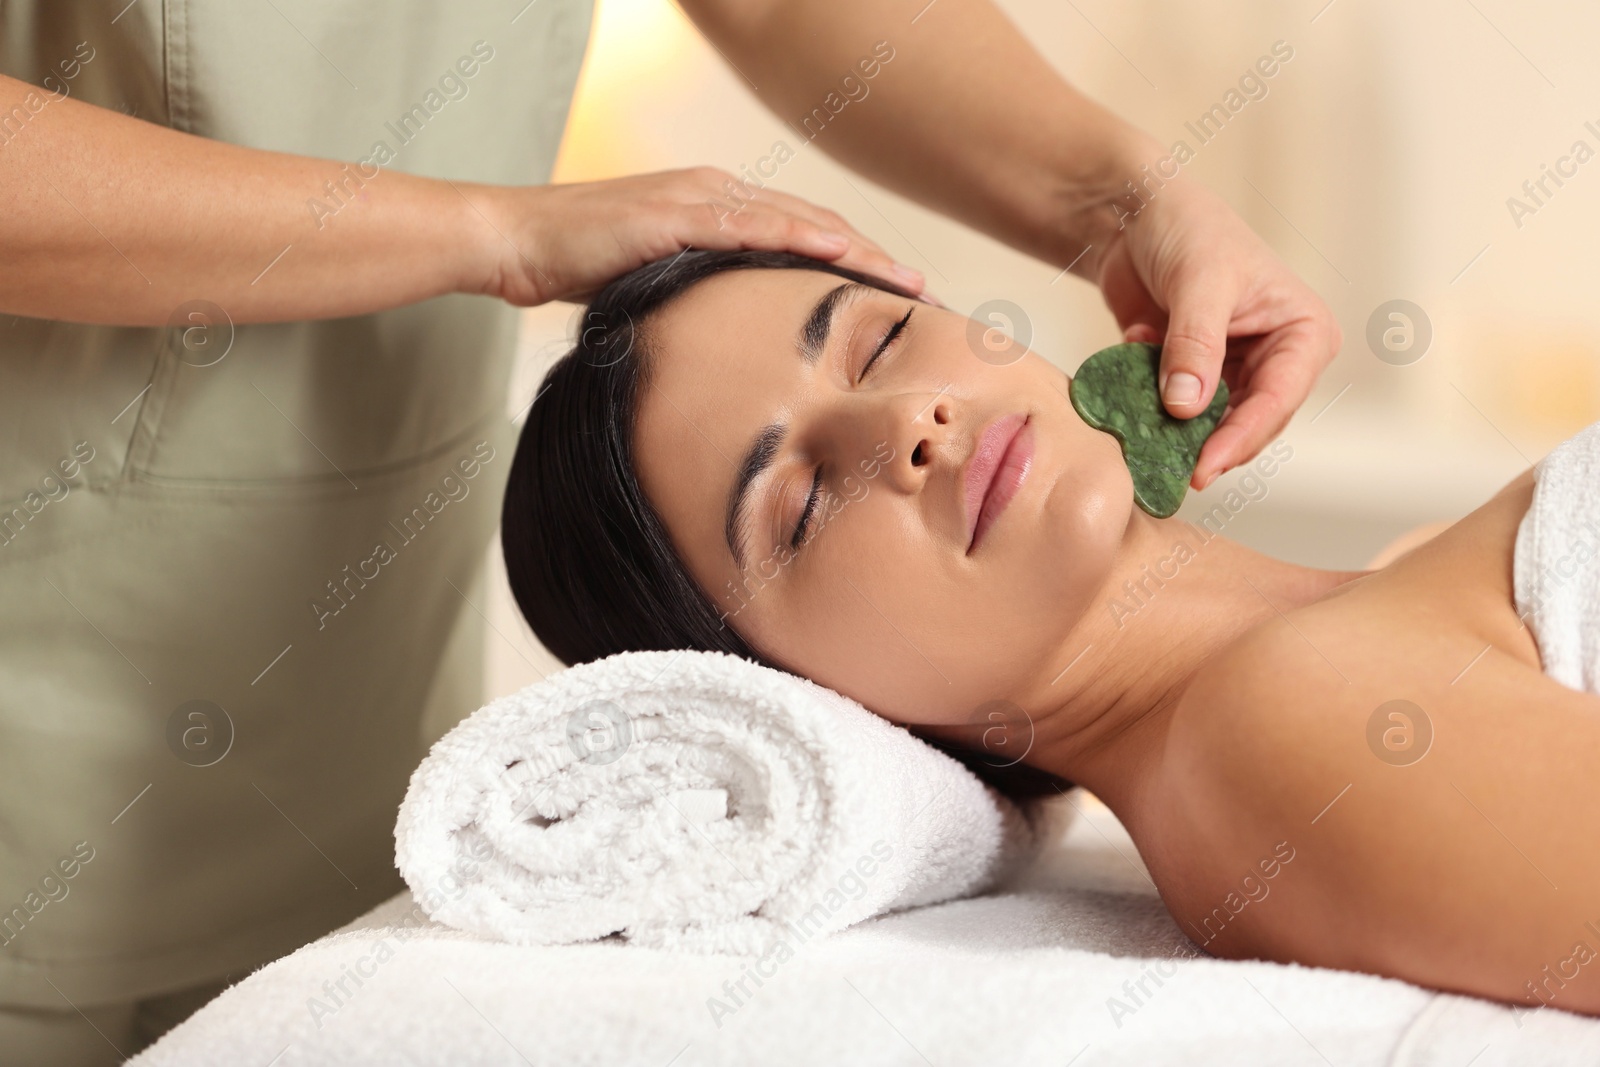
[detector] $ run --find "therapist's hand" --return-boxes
[474,168,930,307]
[1092,174,1342,491]
[0,75,926,328]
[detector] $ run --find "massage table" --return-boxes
[128,796,1600,1065]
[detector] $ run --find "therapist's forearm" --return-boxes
[681,0,1159,278]
[0,74,491,326]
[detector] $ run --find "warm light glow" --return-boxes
[553,0,705,182]
[1477,330,1600,440]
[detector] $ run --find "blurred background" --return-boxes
[485,0,1600,698]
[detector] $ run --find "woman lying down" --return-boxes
[500,248,1599,1017]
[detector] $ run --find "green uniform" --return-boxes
[0,0,591,1057]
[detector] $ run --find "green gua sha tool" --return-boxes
[1068,341,1229,518]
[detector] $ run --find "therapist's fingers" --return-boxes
[1154,269,1236,421]
[737,186,895,262]
[1083,176,1345,490]
[1190,317,1334,489]
[717,196,929,300]
[738,187,939,303]
[499,168,933,307]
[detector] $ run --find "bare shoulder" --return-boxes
[1159,458,1543,831]
[1140,615,1360,935]
[1144,591,1600,1012]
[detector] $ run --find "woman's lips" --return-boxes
[964,413,1033,554]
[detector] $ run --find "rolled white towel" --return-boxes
[393,649,1060,955]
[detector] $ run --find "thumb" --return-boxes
[1156,276,1235,419]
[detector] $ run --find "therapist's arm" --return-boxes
[0,73,922,327]
[681,0,1343,487]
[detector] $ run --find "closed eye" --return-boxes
[790,466,824,549]
[859,306,914,382]
[790,305,914,551]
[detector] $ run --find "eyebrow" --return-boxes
[800,281,869,364]
[723,280,869,569]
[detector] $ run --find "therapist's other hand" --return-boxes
[1093,176,1342,491]
[474,168,930,307]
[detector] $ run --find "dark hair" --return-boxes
[501,249,1072,803]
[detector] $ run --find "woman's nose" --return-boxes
[861,389,953,494]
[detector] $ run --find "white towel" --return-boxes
[1513,420,1600,693]
[132,802,1600,1067]
[393,649,1061,955]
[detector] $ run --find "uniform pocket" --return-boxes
[0,317,165,542]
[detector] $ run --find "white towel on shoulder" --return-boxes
[1513,420,1600,693]
[393,649,1062,955]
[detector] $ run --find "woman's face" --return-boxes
[632,268,1135,729]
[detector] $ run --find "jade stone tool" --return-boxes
[1068,341,1229,518]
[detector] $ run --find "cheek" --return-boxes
[983,414,1129,608]
[1025,432,1130,612]
[754,596,968,726]
[1051,442,1128,555]
[735,506,960,719]
[747,466,1118,722]
[737,537,1036,727]
[727,412,1133,728]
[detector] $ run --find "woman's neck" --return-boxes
[1020,513,1369,825]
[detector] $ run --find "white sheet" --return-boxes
[128,796,1600,1066]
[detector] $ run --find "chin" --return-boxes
[1006,472,1128,621]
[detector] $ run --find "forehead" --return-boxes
[643,267,844,388]
[632,268,846,571]
[636,265,857,445]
